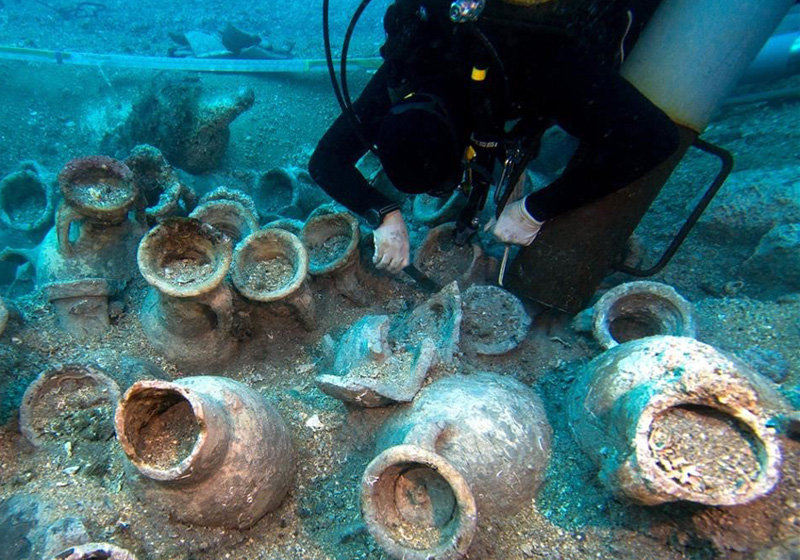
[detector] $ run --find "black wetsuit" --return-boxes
[309,0,679,223]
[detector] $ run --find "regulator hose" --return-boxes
[322,0,379,155]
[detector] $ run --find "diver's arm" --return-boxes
[523,57,679,221]
[309,65,397,217]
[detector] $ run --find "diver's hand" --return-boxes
[485,198,543,246]
[373,210,410,274]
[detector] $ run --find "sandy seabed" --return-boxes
[1,1,800,559]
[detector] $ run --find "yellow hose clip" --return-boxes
[471,66,488,82]
[465,145,477,161]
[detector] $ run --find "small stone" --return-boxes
[305,414,324,431]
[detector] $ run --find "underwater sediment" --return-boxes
[0,5,799,558]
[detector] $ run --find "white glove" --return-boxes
[373,209,410,274]
[485,198,543,246]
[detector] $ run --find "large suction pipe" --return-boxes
[507,0,795,313]
[621,0,796,131]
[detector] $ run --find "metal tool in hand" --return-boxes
[494,141,527,218]
[498,244,510,287]
[403,264,441,293]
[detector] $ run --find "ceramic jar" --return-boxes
[568,335,789,506]
[115,376,295,528]
[137,217,236,368]
[230,228,317,331]
[361,373,552,559]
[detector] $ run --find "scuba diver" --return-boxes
[309,0,679,274]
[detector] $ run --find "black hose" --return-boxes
[341,0,373,114]
[322,0,378,154]
[322,0,347,115]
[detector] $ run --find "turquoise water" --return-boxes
[0,1,799,559]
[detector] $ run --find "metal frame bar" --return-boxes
[614,137,734,277]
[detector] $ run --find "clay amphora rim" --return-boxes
[231,228,309,302]
[0,168,54,231]
[19,363,121,448]
[302,212,360,276]
[361,443,478,560]
[137,217,233,298]
[58,156,138,218]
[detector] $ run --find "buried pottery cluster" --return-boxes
[2,149,366,351]
[4,152,796,560]
[10,277,797,559]
[1,149,199,339]
[18,360,296,534]
[138,202,373,368]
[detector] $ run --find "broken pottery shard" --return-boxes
[333,315,391,374]
[183,31,232,58]
[220,23,261,53]
[390,281,462,366]
[52,542,138,560]
[316,315,436,407]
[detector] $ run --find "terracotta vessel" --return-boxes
[362,373,552,560]
[124,144,196,223]
[190,187,259,245]
[231,228,317,331]
[115,376,295,528]
[0,161,55,248]
[573,280,697,349]
[256,166,329,222]
[0,246,38,298]
[568,336,789,506]
[37,156,145,335]
[460,285,531,355]
[19,363,121,448]
[301,211,365,304]
[137,217,236,368]
[413,223,485,288]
